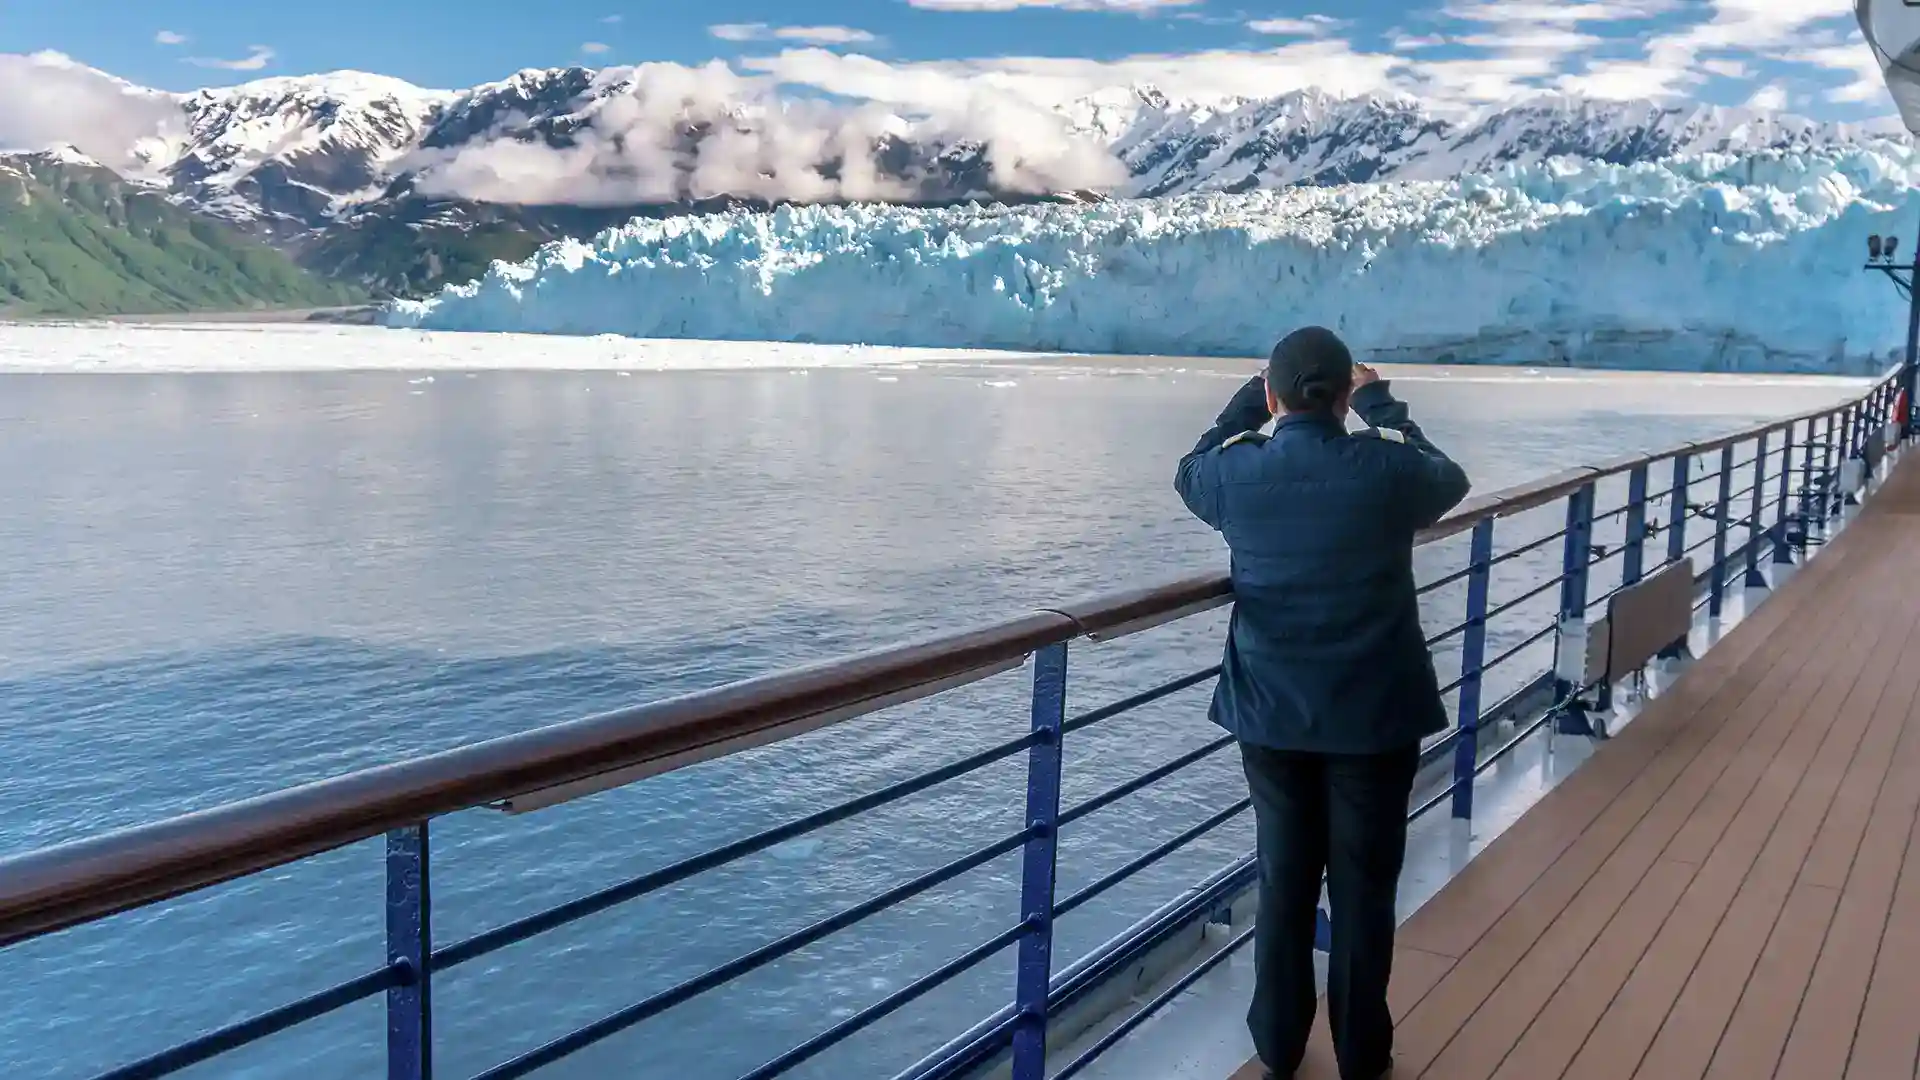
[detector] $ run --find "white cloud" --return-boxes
[1441,0,1678,24]
[709,23,879,46]
[1748,84,1787,110]
[1785,43,1889,105]
[1455,28,1603,55]
[1548,0,1873,106]
[154,31,187,46]
[745,2,1852,117]
[1246,15,1345,37]
[581,42,611,55]
[185,46,275,72]
[746,40,1409,107]
[407,58,1126,205]
[0,51,182,170]
[601,14,623,23]
[903,0,1200,12]
[1413,0,1664,104]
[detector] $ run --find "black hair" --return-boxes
[1266,326,1354,413]
[1286,378,1340,411]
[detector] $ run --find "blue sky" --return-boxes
[0,1,1892,119]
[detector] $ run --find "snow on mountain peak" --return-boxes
[163,70,460,229]
[38,57,1886,232]
[29,144,104,168]
[12,55,1904,300]
[189,70,456,106]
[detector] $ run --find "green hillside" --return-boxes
[0,151,364,317]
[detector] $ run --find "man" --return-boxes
[1174,327,1471,1080]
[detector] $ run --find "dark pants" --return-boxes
[1240,742,1419,1080]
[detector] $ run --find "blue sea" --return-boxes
[0,326,1867,1079]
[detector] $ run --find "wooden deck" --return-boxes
[1232,452,1920,1080]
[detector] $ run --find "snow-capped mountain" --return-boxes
[166,72,453,238]
[45,65,1901,295]
[150,66,1034,238]
[159,71,1898,231]
[1069,86,1894,196]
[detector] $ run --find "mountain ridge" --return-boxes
[0,147,362,317]
[147,69,1899,219]
[17,62,1911,301]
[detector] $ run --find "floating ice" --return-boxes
[388,144,1920,375]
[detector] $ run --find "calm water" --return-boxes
[0,329,1866,1079]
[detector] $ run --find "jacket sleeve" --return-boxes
[1350,380,1471,530]
[1175,378,1270,531]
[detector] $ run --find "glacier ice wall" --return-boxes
[387,143,1920,374]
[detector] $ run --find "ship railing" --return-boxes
[0,368,1904,1080]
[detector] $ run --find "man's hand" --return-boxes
[1352,363,1381,390]
[1219,375,1273,431]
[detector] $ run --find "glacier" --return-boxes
[387,143,1920,375]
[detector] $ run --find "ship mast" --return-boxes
[1858,0,1920,437]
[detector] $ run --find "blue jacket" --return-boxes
[1175,380,1472,754]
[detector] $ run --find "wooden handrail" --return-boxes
[0,370,1896,948]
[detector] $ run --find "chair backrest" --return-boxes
[1605,557,1695,682]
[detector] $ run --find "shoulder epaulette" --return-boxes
[1359,426,1407,444]
[1221,430,1269,450]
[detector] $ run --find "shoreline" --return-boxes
[0,316,1882,384]
[0,305,383,326]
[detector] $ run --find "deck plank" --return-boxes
[1482,566,1906,1080]
[1219,453,1920,1080]
[1401,526,1889,1079]
[1698,881,1839,1080]
[1511,559,1890,1080]
[1704,574,1920,1080]
[1628,571,1920,1080]
[1777,667,1920,1080]
[1483,857,1695,1080]
[1391,530,1858,962]
[1844,755,1920,1080]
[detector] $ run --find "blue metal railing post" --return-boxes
[386,824,432,1080]
[1745,433,1769,588]
[1844,404,1862,507]
[1553,484,1597,736]
[1875,385,1891,468]
[1873,390,1886,474]
[1774,424,1795,565]
[1877,387,1889,458]
[1796,420,1814,541]
[1598,465,1650,713]
[1866,393,1881,478]
[1832,411,1844,511]
[1666,454,1689,567]
[1451,518,1495,820]
[1657,453,1689,661]
[1623,465,1649,587]
[1820,411,1835,522]
[1011,642,1069,1080]
[1708,445,1734,617]
[1560,484,1595,624]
